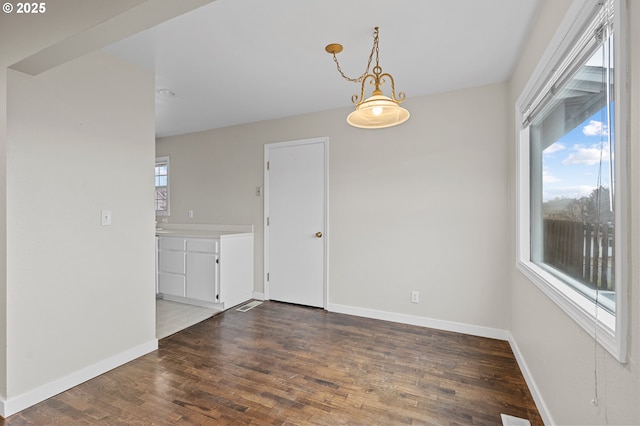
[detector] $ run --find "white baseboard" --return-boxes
[327,303,510,341]
[0,339,158,418]
[158,293,223,310]
[507,334,554,426]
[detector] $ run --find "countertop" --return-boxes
[155,223,253,239]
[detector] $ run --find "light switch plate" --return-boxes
[101,210,112,226]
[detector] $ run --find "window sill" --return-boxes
[516,259,624,362]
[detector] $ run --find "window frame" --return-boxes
[155,156,170,217]
[515,0,627,363]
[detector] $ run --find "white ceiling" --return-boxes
[104,0,541,137]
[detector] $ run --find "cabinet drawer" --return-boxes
[158,273,186,297]
[159,237,186,251]
[158,250,186,274]
[187,238,219,253]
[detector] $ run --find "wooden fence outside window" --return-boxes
[543,219,614,291]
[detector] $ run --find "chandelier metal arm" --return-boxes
[352,74,375,105]
[378,72,406,103]
[352,72,406,106]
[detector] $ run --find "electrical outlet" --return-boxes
[411,291,419,303]
[188,209,194,218]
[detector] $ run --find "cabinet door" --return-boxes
[186,252,218,302]
[158,272,186,297]
[158,250,186,274]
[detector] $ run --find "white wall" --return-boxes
[0,0,131,403]
[6,49,157,403]
[157,82,510,333]
[507,0,640,424]
[0,1,216,415]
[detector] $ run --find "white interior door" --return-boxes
[265,138,327,308]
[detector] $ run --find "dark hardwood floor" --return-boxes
[3,301,542,425]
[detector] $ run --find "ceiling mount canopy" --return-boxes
[325,27,410,129]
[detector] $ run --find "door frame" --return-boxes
[263,137,329,308]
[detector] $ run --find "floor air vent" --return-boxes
[500,414,531,426]
[236,301,263,312]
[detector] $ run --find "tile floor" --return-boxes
[156,299,220,339]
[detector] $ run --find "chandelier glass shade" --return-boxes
[326,27,409,129]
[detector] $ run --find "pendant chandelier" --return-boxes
[326,27,410,129]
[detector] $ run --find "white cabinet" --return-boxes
[157,233,253,309]
[157,238,186,297]
[185,250,217,302]
[157,236,219,304]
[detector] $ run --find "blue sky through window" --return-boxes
[542,107,613,202]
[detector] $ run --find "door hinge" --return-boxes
[267,217,270,226]
[216,258,219,264]
[267,161,270,170]
[267,273,270,281]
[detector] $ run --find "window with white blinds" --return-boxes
[515,0,627,362]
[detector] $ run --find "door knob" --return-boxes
[315,231,323,238]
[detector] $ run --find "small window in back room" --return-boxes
[155,156,169,216]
